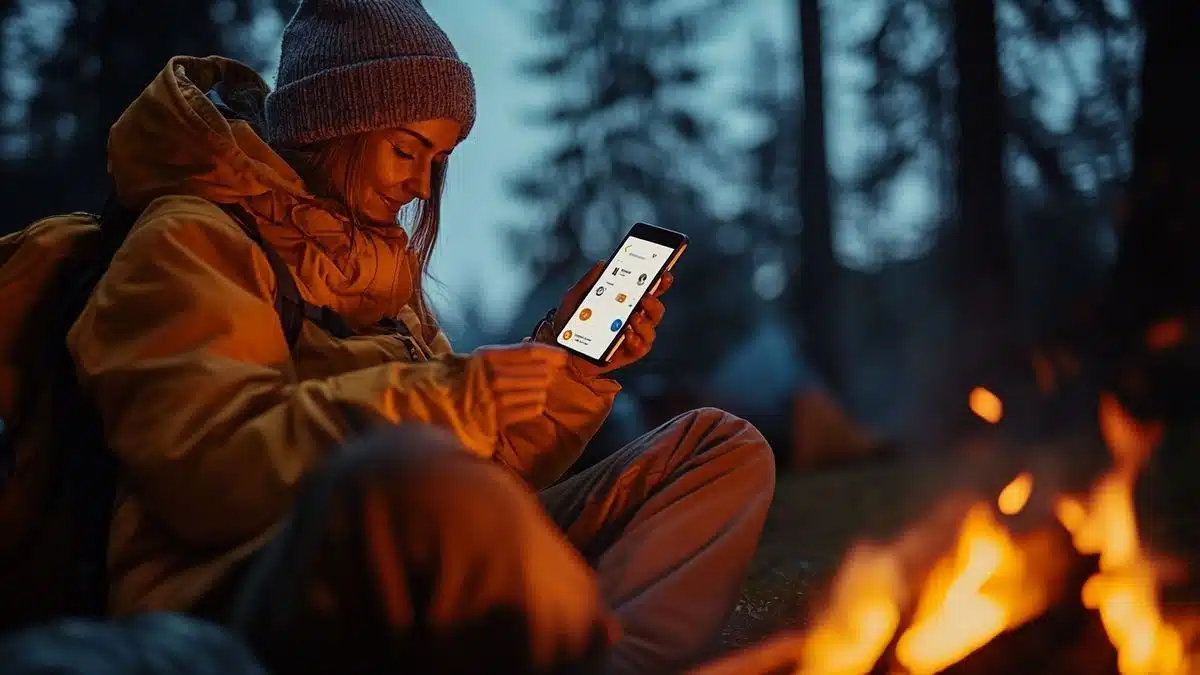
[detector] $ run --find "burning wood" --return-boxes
[778,392,1198,675]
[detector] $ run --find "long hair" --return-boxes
[280,135,446,329]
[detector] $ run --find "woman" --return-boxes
[67,1,776,673]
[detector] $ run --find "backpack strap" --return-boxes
[220,204,355,346]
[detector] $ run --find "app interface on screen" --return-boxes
[558,234,675,360]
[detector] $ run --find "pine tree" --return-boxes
[844,0,957,264]
[1,0,296,230]
[506,0,758,391]
[734,34,799,313]
[848,0,1141,247]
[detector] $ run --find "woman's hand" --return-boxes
[547,261,674,379]
[474,343,568,427]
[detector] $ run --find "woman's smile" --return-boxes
[378,190,412,213]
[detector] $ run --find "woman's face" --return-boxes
[326,118,461,226]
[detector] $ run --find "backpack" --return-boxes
[0,195,362,633]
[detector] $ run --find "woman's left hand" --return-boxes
[545,260,674,379]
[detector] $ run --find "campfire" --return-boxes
[789,391,1198,675]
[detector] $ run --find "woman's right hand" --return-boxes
[474,343,568,428]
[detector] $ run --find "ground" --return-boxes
[719,455,975,651]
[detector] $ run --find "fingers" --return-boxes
[488,356,566,379]
[650,271,673,297]
[638,295,665,325]
[495,388,550,410]
[490,373,556,393]
[476,343,569,427]
[494,381,554,427]
[495,402,548,427]
[622,294,663,353]
[624,315,656,357]
[480,343,568,369]
[494,389,551,427]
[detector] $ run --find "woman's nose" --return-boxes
[403,165,433,201]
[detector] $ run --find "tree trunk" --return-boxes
[949,0,1016,390]
[795,0,840,392]
[1104,0,1200,332]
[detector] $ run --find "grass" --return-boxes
[720,456,971,650]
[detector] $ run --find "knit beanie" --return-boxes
[264,0,476,148]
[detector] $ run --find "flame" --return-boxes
[894,504,1055,674]
[796,546,904,675]
[969,387,1003,424]
[1052,396,1189,675]
[1098,393,1162,473]
[997,472,1033,516]
[789,393,1194,675]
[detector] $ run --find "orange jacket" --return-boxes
[61,56,619,614]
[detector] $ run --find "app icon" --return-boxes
[579,308,593,320]
[562,330,573,340]
[615,292,627,303]
[595,286,606,296]
[610,319,623,332]
[637,273,648,286]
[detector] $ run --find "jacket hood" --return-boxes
[107,56,418,326]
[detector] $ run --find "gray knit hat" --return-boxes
[264,0,476,147]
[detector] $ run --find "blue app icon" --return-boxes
[610,319,623,332]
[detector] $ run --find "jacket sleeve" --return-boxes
[422,322,620,490]
[493,365,621,489]
[67,205,498,548]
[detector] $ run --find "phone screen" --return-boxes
[556,234,677,361]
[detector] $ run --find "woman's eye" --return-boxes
[393,146,415,160]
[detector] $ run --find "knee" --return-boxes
[234,425,609,675]
[322,424,532,525]
[681,407,776,488]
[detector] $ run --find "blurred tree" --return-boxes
[793,0,841,393]
[504,0,760,395]
[734,3,844,396]
[1,0,295,233]
[848,0,1139,239]
[948,0,1016,396]
[818,0,959,441]
[999,0,1141,201]
[848,0,1140,304]
[999,0,1141,345]
[837,0,1141,439]
[844,0,957,264]
[0,0,26,193]
[734,35,797,317]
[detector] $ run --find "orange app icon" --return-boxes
[562,330,573,340]
[579,308,593,320]
[615,293,627,303]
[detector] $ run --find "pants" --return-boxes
[226,408,776,675]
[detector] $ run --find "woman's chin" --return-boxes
[359,214,405,230]
[358,203,407,228]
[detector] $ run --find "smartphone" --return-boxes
[556,222,688,366]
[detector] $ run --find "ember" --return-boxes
[997,472,1033,516]
[788,392,1198,675]
[968,387,1003,424]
